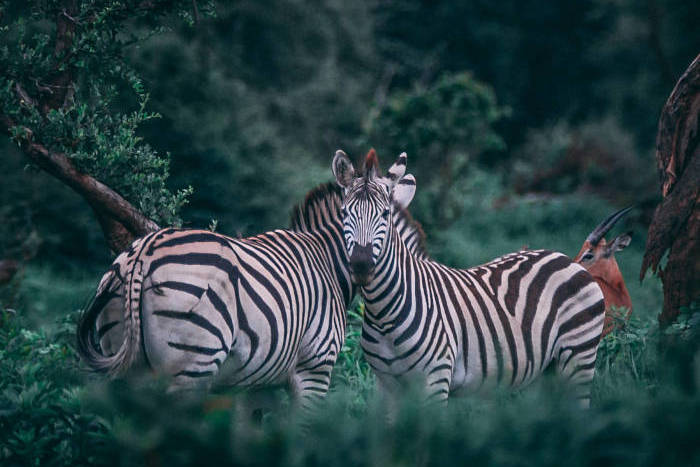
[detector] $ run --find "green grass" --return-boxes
[1,299,698,467]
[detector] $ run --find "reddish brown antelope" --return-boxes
[573,207,633,337]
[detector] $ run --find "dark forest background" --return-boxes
[3,0,699,268]
[1,1,699,465]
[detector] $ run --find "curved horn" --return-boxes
[586,205,634,245]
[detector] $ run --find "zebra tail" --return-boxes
[76,253,144,376]
[76,281,110,373]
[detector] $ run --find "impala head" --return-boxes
[332,149,416,286]
[574,206,633,311]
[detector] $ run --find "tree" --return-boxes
[0,1,203,253]
[363,72,506,231]
[641,53,700,326]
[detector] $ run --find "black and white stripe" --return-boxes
[77,183,426,406]
[333,151,605,407]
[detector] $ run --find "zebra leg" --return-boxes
[425,357,453,406]
[167,368,217,394]
[555,339,601,408]
[289,358,335,414]
[375,373,402,423]
[229,387,278,428]
[554,294,605,408]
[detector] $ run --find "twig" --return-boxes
[192,0,201,25]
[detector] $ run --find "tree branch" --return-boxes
[2,118,159,252]
[1,0,161,253]
[43,1,77,112]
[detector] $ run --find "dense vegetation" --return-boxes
[1,1,699,465]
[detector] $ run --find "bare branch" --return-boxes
[15,83,37,108]
[45,1,77,112]
[192,0,201,24]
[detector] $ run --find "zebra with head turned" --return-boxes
[332,149,606,408]
[77,183,427,408]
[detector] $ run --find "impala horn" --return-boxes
[586,206,634,246]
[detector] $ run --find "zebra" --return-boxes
[77,182,427,408]
[332,149,606,408]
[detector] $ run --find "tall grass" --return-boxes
[1,300,698,466]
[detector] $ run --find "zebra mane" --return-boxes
[289,182,344,233]
[363,148,379,178]
[289,182,429,258]
[394,203,429,260]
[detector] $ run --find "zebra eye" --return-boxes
[381,208,390,219]
[340,206,348,216]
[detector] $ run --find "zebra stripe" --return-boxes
[77,183,426,407]
[334,152,605,407]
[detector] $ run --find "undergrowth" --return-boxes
[1,299,699,466]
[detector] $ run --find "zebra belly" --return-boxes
[450,345,522,394]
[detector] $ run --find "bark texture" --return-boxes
[641,53,700,326]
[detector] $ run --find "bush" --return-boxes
[511,118,655,202]
[363,72,507,232]
[0,309,106,466]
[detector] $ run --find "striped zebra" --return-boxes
[332,149,606,407]
[77,183,426,407]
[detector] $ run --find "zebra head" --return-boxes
[332,148,416,286]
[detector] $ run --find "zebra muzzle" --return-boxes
[350,243,374,285]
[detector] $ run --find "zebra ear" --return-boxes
[384,152,408,189]
[333,150,355,188]
[392,174,416,208]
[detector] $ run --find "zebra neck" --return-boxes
[288,183,356,305]
[361,227,416,328]
[313,224,355,308]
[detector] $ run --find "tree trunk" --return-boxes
[641,53,700,326]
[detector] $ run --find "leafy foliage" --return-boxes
[364,72,506,230]
[129,0,377,234]
[0,310,106,466]
[1,296,699,466]
[511,119,653,200]
[0,0,198,225]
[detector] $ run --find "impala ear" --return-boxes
[392,174,416,208]
[332,150,354,188]
[607,232,632,255]
[384,152,408,189]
